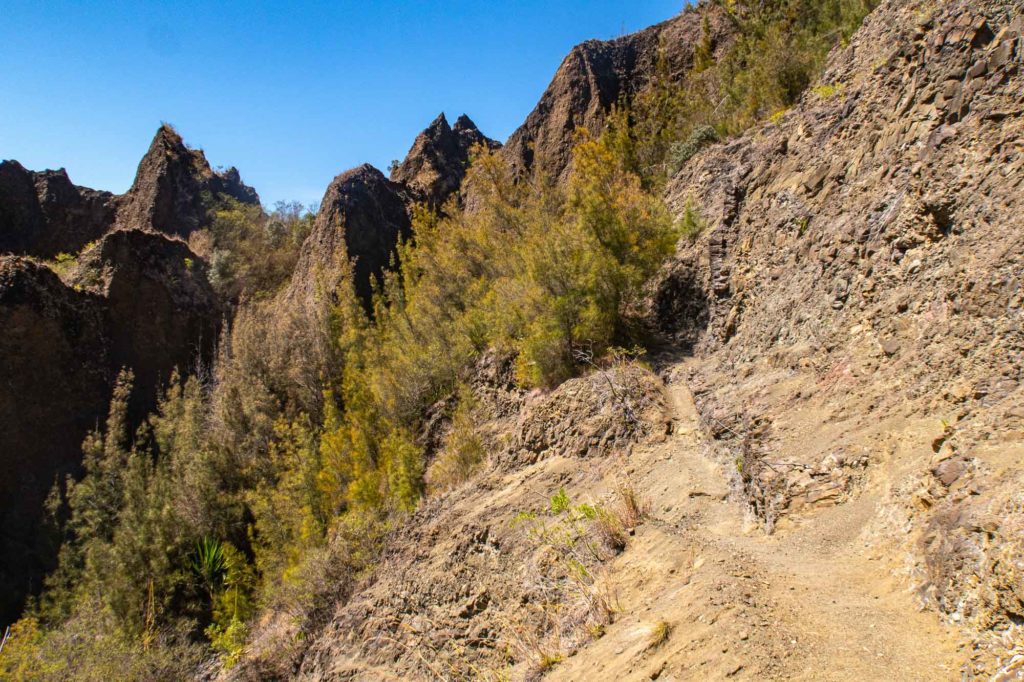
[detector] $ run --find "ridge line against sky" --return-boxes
[1,1,684,207]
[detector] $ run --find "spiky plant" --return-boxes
[191,537,227,599]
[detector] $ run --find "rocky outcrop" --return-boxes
[0,228,219,624]
[0,125,248,623]
[391,113,501,208]
[116,124,260,237]
[656,0,1023,673]
[289,164,412,307]
[0,257,109,624]
[502,3,733,181]
[0,125,259,259]
[73,228,220,416]
[236,363,668,680]
[288,114,499,310]
[0,161,117,257]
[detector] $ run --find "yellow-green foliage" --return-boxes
[395,135,673,391]
[427,386,486,494]
[609,0,878,184]
[204,542,256,667]
[678,199,708,242]
[4,129,671,675]
[313,133,674,526]
[0,605,204,681]
[46,251,77,278]
[812,82,846,99]
[648,619,672,648]
[248,415,325,590]
[203,199,314,299]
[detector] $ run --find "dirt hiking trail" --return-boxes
[550,360,963,681]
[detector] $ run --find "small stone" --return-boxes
[881,339,901,356]
[933,458,966,486]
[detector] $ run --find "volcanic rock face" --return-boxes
[288,114,499,311]
[116,124,260,237]
[0,125,247,623]
[502,3,733,181]
[0,161,117,257]
[657,0,1024,671]
[391,113,501,208]
[290,164,412,307]
[1,125,259,259]
[0,257,110,622]
[0,228,218,623]
[74,228,221,416]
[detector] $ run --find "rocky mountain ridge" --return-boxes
[501,2,734,181]
[390,112,501,208]
[231,0,1024,678]
[0,126,240,624]
[0,161,117,258]
[115,124,261,239]
[2,0,1022,678]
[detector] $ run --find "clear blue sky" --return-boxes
[1,1,683,208]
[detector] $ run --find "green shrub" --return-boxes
[678,199,708,242]
[667,125,719,174]
[608,0,879,185]
[426,387,486,494]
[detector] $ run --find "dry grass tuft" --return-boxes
[647,619,672,649]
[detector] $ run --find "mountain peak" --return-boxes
[452,113,478,133]
[117,124,258,237]
[427,112,451,132]
[391,112,500,207]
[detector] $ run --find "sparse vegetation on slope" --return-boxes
[0,1,906,678]
[0,130,676,679]
[607,0,879,184]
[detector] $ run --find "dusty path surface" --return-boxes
[550,361,963,681]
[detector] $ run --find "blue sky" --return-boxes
[1,1,683,208]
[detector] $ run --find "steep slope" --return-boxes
[651,0,1023,674]
[0,161,117,257]
[501,3,734,182]
[391,113,501,208]
[287,164,412,308]
[231,361,669,679]
[229,1,1023,679]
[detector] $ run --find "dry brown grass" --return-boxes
[615,478,651,529]
[647,619,672,649]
